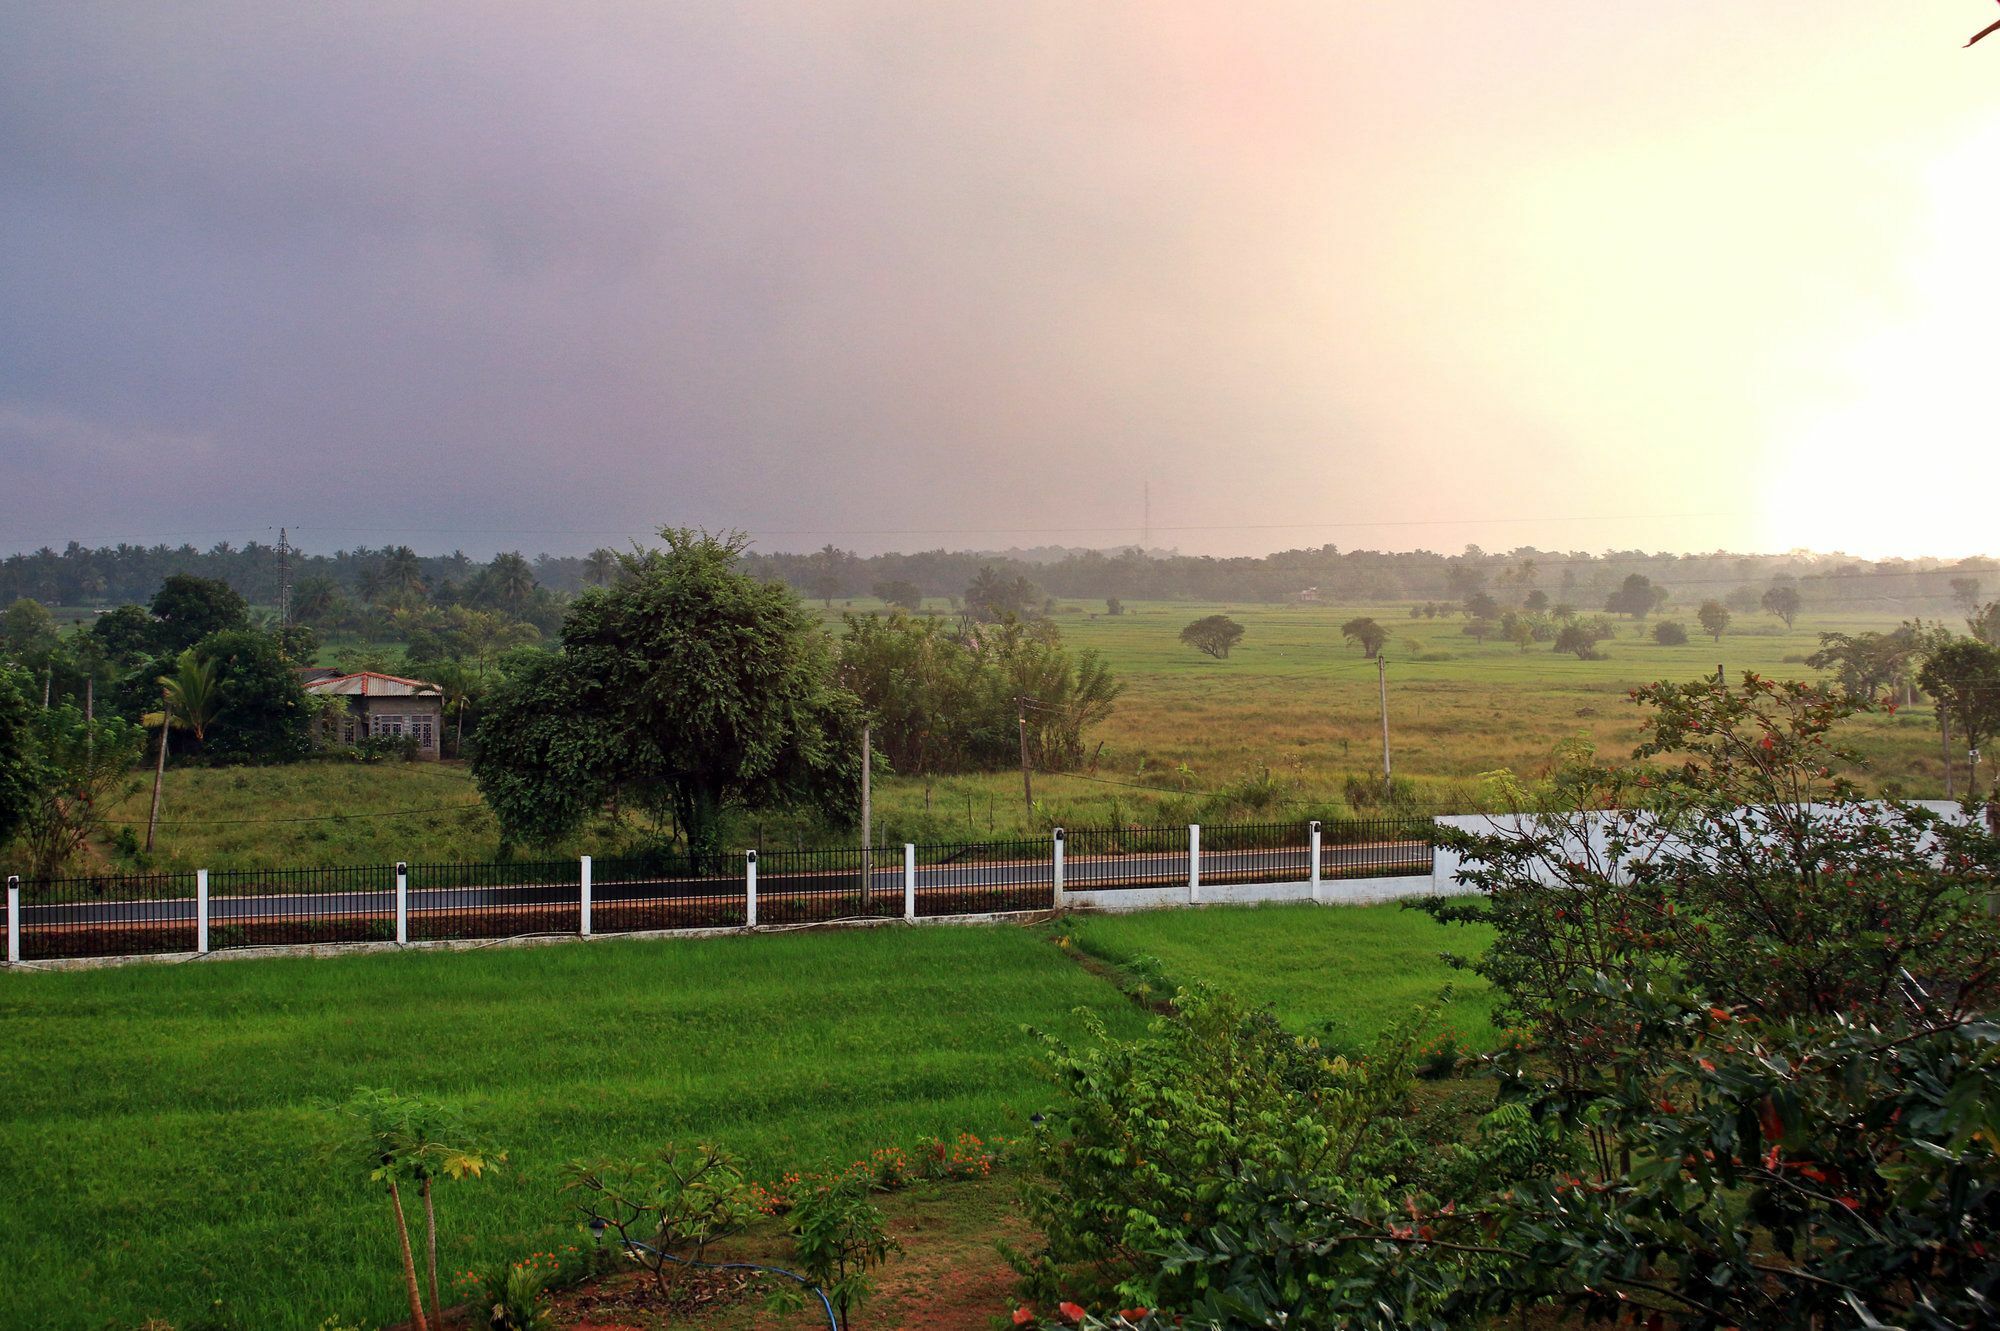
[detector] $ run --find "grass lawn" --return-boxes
[0,925,1145,1331]
[1056,901,1497,1049]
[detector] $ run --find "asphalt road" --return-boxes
[18,844,1427,927]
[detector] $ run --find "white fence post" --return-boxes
[904,844,917,921]
[6,876,17,965]
[1053,828,1066,910]
[196,869,210,954]
[394,861,408,945]
[745,850,758,928]
[1309,821,1323,904]
[579,855,593,938]
[1189,824,1201,904]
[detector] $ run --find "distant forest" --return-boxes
[1,537,1994,616]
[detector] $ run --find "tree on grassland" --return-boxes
[1762,582,1803,629]
[1340,616,1389,659]
[1554,615,1616,660]
[1651,620,1688,646]
[965,565,1043,622]
[472,529,861,868]
[1604,572,1668,619]
[1696,599,1731,642]
[1917,636,2000,792]
[1804,627,1919,701]
[871,578,923,612]
[1178,614,1245,660]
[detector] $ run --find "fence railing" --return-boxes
[3,818,1434,963]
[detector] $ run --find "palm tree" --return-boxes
[382,546,427,600]
[488,552,536,608]
[141,651,224,851]
[584,547,620,587]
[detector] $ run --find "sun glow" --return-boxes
[1759,118,2000,558]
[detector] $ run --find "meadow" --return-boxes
[0,904,1472,1330]
[49,597,1952,875]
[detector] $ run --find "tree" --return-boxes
[1340,617,1388,659]
[1651,620,1688,646]
[484,552,538,609]
[328,1089,501,1331]
[1805,627,1918,701]
[1554,615,1615,659]
[186,630,312,764]
[1522,589,1549,612]
[472,529,860,867]
[584,547,621,587]
[148,574,248,653]
[147,651,224,743]
[1917,637,2000,790]
[1696,599,1731,642]
[88,604,156,666]
[1,597,60,659]
[0,665,38,852]
[1105,597,1124,616]
[1970,599,2000,648]
[1503,614,1536,653]
[1178,615,1244,660]
[871,578,923,612]
[288,575,340,626]
[1604,573,1666,619]
[1463,591,1500,621]
[1762,582,1802,629]
[12,702,142,878]
[965,565,1042,622]
[1462,617,1497,642]
[809,545,848,608]
[1951,575,1983,616]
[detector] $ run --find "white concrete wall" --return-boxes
[1068,873,1442,913]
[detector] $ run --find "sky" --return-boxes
[1,3,1995,561]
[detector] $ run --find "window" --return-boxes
[373,713,406,738]
[411,715,436,750]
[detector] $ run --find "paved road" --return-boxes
[18,844,1427,927]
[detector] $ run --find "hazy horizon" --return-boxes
[4,4,1996,562]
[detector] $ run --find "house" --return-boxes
[302,671,445,758]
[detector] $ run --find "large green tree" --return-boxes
[472,530,861,866]
[149,574,249,653]
[0,665,39,852]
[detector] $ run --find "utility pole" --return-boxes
[1944,709,1955,801]
[145,688,169,853]
[859,721,872,903]
[278,526,292,626]
[1017,696,1035,816]
[1377,656,1392,789]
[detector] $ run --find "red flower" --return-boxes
[1120,1311,1150,1323]
[1059,1302,1088,1324]
[1014,1306,1036,1326]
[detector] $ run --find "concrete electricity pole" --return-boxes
[860,721,873,902]
[1377,656,1392,789]
[1017,697,1035,816]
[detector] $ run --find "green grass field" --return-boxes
[0,905,1476,1330]
[0,926,1143,1330]
[23,597,1953,877]
[1053,902,1497,1049]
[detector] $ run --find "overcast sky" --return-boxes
[2,3,1995,560]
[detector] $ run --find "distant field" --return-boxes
[1054,901,1498,1049]
[20,598,1953,876]
[0,925,1146,1331]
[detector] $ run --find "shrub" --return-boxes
[768,1178,900,1331]
[563,1142,754,1302]
[1013,985,1429,1310]
[1651,619,1688,646]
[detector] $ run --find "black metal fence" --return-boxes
[13,870,199,960]
[6,819,1433,962]
[207,864,400,949]
[1061,824,1191,891]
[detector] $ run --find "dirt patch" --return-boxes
[548,1172,1032,1331]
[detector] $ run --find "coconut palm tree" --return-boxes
[140,651,224,851]
[488,552,537,608]
[584,547,621,586]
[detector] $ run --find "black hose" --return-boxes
[610,1236,839,1331]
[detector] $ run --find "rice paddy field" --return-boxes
[55,597,1950,877]
[0,903,1473,1330]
